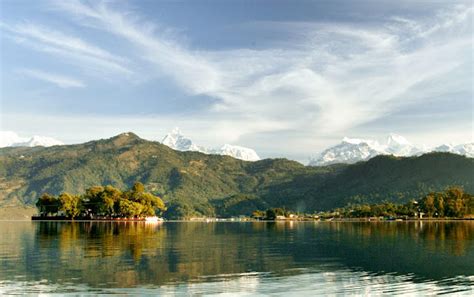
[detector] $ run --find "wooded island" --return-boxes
[34,182,166,220]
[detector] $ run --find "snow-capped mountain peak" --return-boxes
[0,131,28,147]
[161,127,203,152]
[386,133,411,146]
[13,135,64,147]
[309,138,383,166]
[342,137,384,150]
[0,131,63,147]
[342,137,365,145]
[384,133,419,157]
[309,134,472,166]
[434,143,454,153]
[452,143,474,158]
[161,128,260,161]
[217,144,260,161]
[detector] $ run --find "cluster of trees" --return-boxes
[35,182,166,219]
[252,208,291,220]
[250,187,473,220]
[336,187,473,218]
[419,187,473,218]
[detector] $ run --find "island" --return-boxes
[32,182,166,221]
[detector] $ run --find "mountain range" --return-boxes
[0,131,64,148]
[0,132,472,218]
[310,134,473,166]
[2,130,472,166]
[0,129,260,162]
[161,128,260,161]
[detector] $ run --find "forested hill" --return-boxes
[0,132,473,218]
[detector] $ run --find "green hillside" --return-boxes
[1,132,472,218]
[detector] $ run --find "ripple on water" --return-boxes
[0,221,473,295]
[3,269,471,296]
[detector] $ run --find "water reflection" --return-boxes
[0,221,472,294]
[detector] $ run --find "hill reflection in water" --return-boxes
[0,221,472,294]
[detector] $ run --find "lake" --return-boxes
[0,221,473,295]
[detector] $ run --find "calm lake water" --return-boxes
[0,221,473,295]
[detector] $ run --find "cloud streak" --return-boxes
[1,22,132,77]
[18,68,85,88]
[51,0,220,94]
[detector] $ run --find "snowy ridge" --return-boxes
[215,144,260,162]
[161,128,206,152]
[161,128,260,161]
[433,143,474,158]
[384,134,421,156]
[0,131,63,147]
[0,131,28,147]
[310,138,382,166]
[309,134,473,166]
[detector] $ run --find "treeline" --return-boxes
[35,182,166,219]
[337,187,473,218]
[252,187,474,220]
[252,208,291,220]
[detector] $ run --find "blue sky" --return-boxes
[0,0,472,161]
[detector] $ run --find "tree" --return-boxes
[138,192,166,216]
[421,194,436,217]
[466,193,474,216]
[164,201,194,219]
[265,208,276,220]
[36,193,60,216]
[117,199,143,218]
[434,193,445,217]
[82,185,123,217]
[445,187,466,217]
[83,186,105,215]
[353,205,372,217]
[59,193,83,218]
[402,200,419,217]
[125,184,166,217]
[132,182,145,195]
[102,185,122,216]
[251,210,265,220]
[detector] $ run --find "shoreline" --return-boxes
[31,216,163,222]
[26,216,474,222]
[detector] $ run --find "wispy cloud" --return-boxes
[51,0,219,94]
[1,22,132,77]
[50,1,472,143]
[2,0,470,156]
[18,68,85,88]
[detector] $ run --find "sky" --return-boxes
[0,0,472,162]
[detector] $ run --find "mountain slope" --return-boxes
[311,153,474,209]
[0,133,472,217]
[0,132,306,216]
